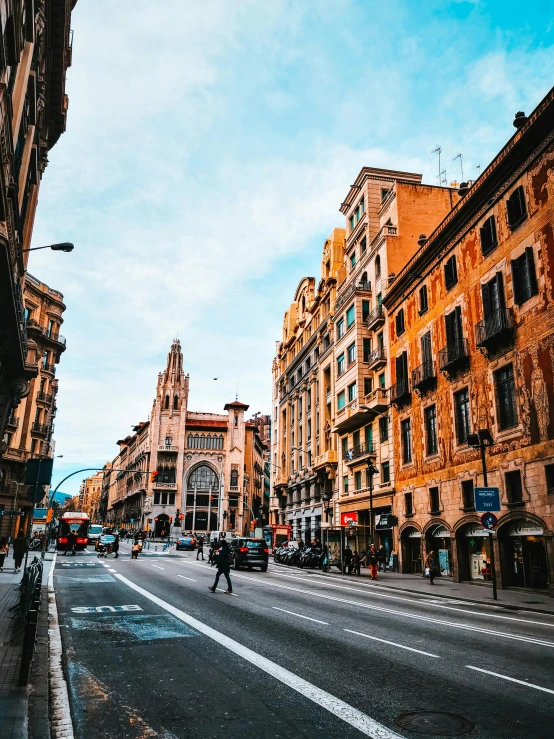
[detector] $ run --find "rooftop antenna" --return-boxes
[453,153,464,181]
[236,380,239,402]
[440,169,447,185]
[476,164,481,178]
[432,145,442,184]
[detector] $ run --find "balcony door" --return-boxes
[445,306,463,355]
[482,273,505,318]
[421,331,432,368]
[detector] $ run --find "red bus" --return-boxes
[57,512,90,551]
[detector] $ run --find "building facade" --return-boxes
[0,0,76,445]
[0,271,66,538]
[104,340,267,536]
[78,471,103,522]
[384,90,554,593]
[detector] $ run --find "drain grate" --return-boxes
[396,711,474,735]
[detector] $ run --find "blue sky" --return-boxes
[28,0,553,496]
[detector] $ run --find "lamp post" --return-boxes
[320,484,333,572]
[366,462,379,546]
[468,429,497,600]
[21,242,74,253]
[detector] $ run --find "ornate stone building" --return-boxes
[384,89,554,593]
[0,271,66,538]
[104,341,267,536]
[78,471,103,522]
[0,0,76,445]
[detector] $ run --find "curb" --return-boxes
[272,562,554,616]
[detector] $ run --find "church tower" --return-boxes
[148,340,189,535]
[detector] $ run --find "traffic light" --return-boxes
[150,470,159,483]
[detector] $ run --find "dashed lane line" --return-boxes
[344,629,441,658]
[114,571,403,739]
[151,564,165,570]
[272,607,329,625]
[177,574,197,582]
[466,665,554,695]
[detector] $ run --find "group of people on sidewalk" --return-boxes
[342,544,387,580]
[0,531,29,572]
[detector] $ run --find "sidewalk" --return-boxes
[0,551,55,739]
[280,561,554,615]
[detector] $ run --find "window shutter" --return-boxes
[421,332,432,364]
[526,247,538,297]
[445,311,454,345]
[511,258,523,304]
[451,256,457,284]
[481,282,491,319]
[506,194,515,227]
[396,354,404,383]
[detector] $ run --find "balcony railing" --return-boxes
[158,444,179,453]
[31,422,50,435]
[42,362,55,373]
[390,379,411,405]
[367,346,387,369]
[153,482,177,489]
[36,391,54,404]
[411,361,436,392]
[366,304,385,330]
[475,308,514,349]
[363,387,389,412]
[345,442,376,463]
[438,338,470,373]
[6,416,19,428]
[47,331,67,347]
[335,280,372,311]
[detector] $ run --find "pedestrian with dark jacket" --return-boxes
[208,541,233,594]
[377,544,386,572]
[425,550,437,585]
[112,534,120,558]
[343,545,353,574]
[368,545,378,580]
[13,530,28,571]
[0,537,9,571]
[196,535,205,561]
[352,550,361,576]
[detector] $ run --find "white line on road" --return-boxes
[344,629,441,658]
[272,607,329,624]
[151,564,165,570]
[216,588,238,596]
[114,572,403,739]
[177,575,197,582]
[466,665,554,695]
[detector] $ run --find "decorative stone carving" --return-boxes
[516,351,532,444]
[530,347,550,442]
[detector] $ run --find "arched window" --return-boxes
[200,434,206,448]
[375,255,381,278]
[187,465,219,491]
[187,434,192,448]
[164,395,170,410]
[193,433,199,448]
[173,395,179,410]
[361,271,368,283]
[230,469,239,488]
[218,434,224,450]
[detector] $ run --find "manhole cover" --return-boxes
[396,711,474,735]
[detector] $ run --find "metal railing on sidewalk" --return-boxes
[15,556,43,685]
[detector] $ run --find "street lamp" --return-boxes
[21,242,74,253]
[467,428,497,600]
[366,462,379,545]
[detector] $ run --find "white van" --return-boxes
[88,524,103,544]
[209,531,238,545]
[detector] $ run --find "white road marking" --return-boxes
[216,588,238,596]
[114,572,403,739]
[177,575,197,582]
[152,564,165,570]
[272,607,328,624]
[466,666,554,695]
[201,569,554,649]
[345,629,441,658]
[107,569,117,573]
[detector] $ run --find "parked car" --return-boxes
[176,535,197,551]
[229,537,269,571]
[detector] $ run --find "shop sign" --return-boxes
[375,514,399,530]
[464,524,490,538]
[507,520,544,537]
[341,512,358,526]
[407,530,421,538]
[432,527,451,538]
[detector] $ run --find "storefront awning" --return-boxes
[340,495,393,514]
[431,525,451,538]
[506,520,544,537]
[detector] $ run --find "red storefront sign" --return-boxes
[341,512,358,526]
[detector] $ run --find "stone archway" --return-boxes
[399,523,423,574]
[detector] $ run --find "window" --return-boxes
[404,492,413,515]
[360,237,367,255]
[395,309,405,336]
[482,272,505,318]
[395,351,409,393]
[346,305,355,328]
[461,479,475,509]
[343,475,349,494]
[161,492,168,505]
[419,285,428,314]
[424,405,437,455]
[154,492,160,505]
[337,353,345,376]
[454,388,471,443]
[337,391,346,410]
[444,255,458,290]
[349,215,355,230]
[429,487,440,513]
[347,382,357,402]
[165,436,173,446]
[347,343,356,365]
[363,377,373,396]
[506,186,527,230]
[350,252,356,269]
[495,364,518,429]
[323,333,331,350]
[375,254,381,278]
[381,461,390,484]
[381,188,389,201]
[362,300,370,322]
[164,395,170,409]
[545,464,554,495]
[480,215,498,255]
[363,338,371,363]
[188,465,219,491]
[379,372,386,388]
[169,493,175,505]
[511,248,538,305]
[445,306,463,349]
[336,318,345,339]
[341,436,348,457]
[354,470,362,490]
[505,470,523,504]
[379,415,389,442]
[401,419,412,463]
[360,196,365,214]
[421,331,432,368]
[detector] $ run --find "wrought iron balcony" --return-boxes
[366,304,385,331]
[363,388,389,414]
[42,362,56,374]
[475,308,514,350]
[36,391,54,404]
[345,442,376,465]
[390,378,411,406]
[46,331,66,347]
[31,422,50,435]
[367,346,386,370]
[6,416,19,428]
[438,338,470,374]
[411,361,436,393]
[335,280,372,311]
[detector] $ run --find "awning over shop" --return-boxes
[431,525,451,538]
[506,520,544,537]
[339,495,393,514]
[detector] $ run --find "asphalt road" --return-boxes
[53,543,554,739]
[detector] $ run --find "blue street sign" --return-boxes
[474,486,500,512]
[481,512,498,530]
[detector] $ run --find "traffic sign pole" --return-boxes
[489,532,497,600]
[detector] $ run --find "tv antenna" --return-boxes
[432,146,442,184]
[476,164,481,178]
[453,153,464,181]
[440,169,447,186]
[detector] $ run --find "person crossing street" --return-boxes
[208,540,233,594]
[196,535,205,561]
